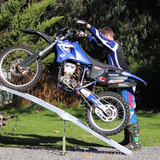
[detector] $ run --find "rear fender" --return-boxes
[122,71,147,86]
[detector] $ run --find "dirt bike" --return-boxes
[0,19,147,136]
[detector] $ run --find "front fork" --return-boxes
[20,42,56,67]
[16,42,56,75]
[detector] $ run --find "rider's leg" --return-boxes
[118,87,141,150]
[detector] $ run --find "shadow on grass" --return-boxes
[0,134,124,155]
[135,109,160,118]
[0,134,106,148]
[136,112,154,118]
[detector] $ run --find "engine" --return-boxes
[63,62,77,78]
[59,62,82,90]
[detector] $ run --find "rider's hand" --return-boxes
[72,18,88,29]
[76,30,87,37]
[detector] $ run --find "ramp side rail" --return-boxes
[0,84,132,155]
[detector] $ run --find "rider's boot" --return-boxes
[125,123,141,150]
[119,127,130,145]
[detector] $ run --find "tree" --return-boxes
[0,0,63,51]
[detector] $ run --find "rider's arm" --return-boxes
[87,35,104,48]
[84,25,104,48]
[86,24,124,70]
[86,25,118,52]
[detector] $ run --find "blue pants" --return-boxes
[118,87,138,124]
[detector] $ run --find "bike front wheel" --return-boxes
[85,91,130,136]
[0,45,42,91]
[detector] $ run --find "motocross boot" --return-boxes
[125,123,141,150]
[119,127,130,145]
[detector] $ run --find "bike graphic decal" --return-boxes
[57,43,74,53]
[100,77,106,82]
[108,79,124,84]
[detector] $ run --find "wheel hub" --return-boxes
[10,59,29,76]
[95,104,118,122]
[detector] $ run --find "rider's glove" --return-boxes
[76,30,87,37]
[72,18,88,29]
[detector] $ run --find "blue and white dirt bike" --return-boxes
[0,20,147,136]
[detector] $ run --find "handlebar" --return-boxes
[54,27,78,41]
[59,30,74,41]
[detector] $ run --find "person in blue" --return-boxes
[74,19,141,150]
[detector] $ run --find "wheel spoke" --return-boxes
[0,45,42,91]
[86,91,130,136]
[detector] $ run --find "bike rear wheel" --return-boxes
[85,91,130,136]
[0,45,42,91]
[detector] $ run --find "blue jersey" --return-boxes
[87,26,128,71]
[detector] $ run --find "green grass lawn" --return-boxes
[0,103,160,148]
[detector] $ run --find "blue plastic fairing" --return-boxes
[122,71,147,85]
[56,40,91,65]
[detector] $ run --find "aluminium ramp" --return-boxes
[0,84,132,155]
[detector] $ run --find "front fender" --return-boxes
[22,29,53,44]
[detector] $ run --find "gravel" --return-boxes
[0,146,160,160]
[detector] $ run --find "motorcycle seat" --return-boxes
[85,52,122,71]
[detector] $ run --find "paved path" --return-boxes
[0,146,160,160]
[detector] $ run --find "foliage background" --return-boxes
[1,0,160,110]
